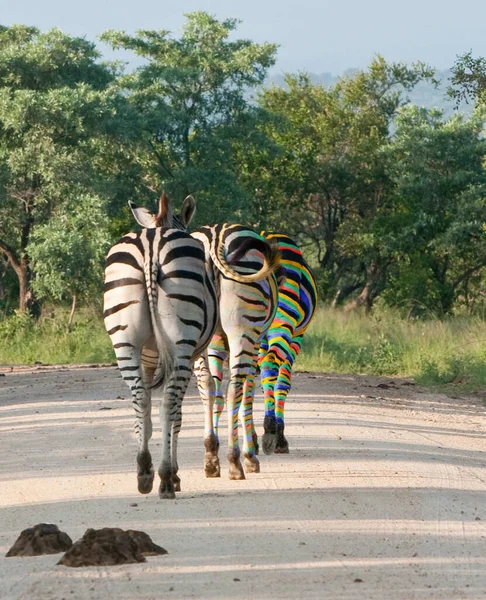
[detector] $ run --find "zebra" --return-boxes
[103,211,218,499]
[129,193,281,480]
[257,232,318,454]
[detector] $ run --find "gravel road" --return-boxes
[0,366,485,599]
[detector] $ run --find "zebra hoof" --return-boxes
[204,455,221,478]
[275,425,289,454]
[274,443,290,454]
[244,455,260,474]
[158,481,176,499]
[228,461,246,480]
[137,473,154,494]
[262,433,277,455]
[173,474,181,492]
[253,435,260,456]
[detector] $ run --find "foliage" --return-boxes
[0,18,486,325]
[100,12,278,225]
[381,106,486,314]
[298,307,486,391]
[255,58,437,307]
[0,307,114,364]
[0,25,139,312]
[449,51,486,106]
[27,195,111,303]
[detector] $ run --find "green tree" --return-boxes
[101,11,278,224]
[449,51,486,106]
[0,25,138,313]
[381,105,486,314]
[256,57,436,307]
[27,195,110,330]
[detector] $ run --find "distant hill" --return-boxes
[266,69,473,119]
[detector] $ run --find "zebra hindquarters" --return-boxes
[103,267,156,494]
[154,242,217,498]
[217,276,276,480]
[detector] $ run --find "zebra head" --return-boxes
[128,191,196,231]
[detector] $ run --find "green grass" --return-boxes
[1,306,486,393]
[298,307,486,392]
[0,308,114,365]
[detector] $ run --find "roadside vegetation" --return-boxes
[2,307,486,394]
[1,15,486,394]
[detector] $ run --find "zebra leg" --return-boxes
[157,377,181,500]
[274,336,302,454]
[260,350,279,455]
[117,345,155,494]
[226,368,246,480]
[170,394,183,492]
[226,334,258,480]
[241,357,260,473]
[208,334,227,442]
[157,391,178,499]
[194,354,221,478]
[157,356,194,498]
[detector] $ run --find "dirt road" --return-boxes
[0,366,485,599]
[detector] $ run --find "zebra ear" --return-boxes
[181,195,196,227]
[155,190,173,227]
[128,201,157,229]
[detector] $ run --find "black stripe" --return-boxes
[236,294,267,307]
[103,299,140,319]
[234,350,255,358]
[117,234,144,254]
[167,293,205,310]
[113,342,134,349]
[106,252,143,272]
[104,277,142,292]
[179,317,203,330]
[164,230,190,242]
[176,339,198,346]
[162,269,204,283]
[107,324,128,335]
[162,245,205,265]
[245,315,264,323]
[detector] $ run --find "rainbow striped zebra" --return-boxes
[103,217,218,499]
[129,194,280,481]
[191,225,280,479]
[258,232,318,454]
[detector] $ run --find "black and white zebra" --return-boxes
[129,193,281,480]
[103,212,218,499]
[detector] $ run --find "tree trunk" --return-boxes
[67,294,77,332]
[343,260,386,313]
[18,263,30,313]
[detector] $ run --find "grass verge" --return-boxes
[0,309,114,365]
[1,306,485,394]
[298,308,486,393]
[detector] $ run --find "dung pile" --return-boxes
[6,523,73,557]
[57,527,168,567]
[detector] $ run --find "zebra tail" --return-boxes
[210,231,281,283]
[144,257,175,390]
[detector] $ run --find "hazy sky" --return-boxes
[1,0,485,74]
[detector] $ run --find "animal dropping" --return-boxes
[6,523,73,557]
[57,527,167,567]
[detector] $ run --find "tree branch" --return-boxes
[147,139,174,179]
[452,260,486,292]
[0,239,21,274]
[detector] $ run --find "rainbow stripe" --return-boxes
[258,232,318,453]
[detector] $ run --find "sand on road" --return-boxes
[0,366,485,599]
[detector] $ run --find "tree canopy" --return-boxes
[1,16,486,318]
